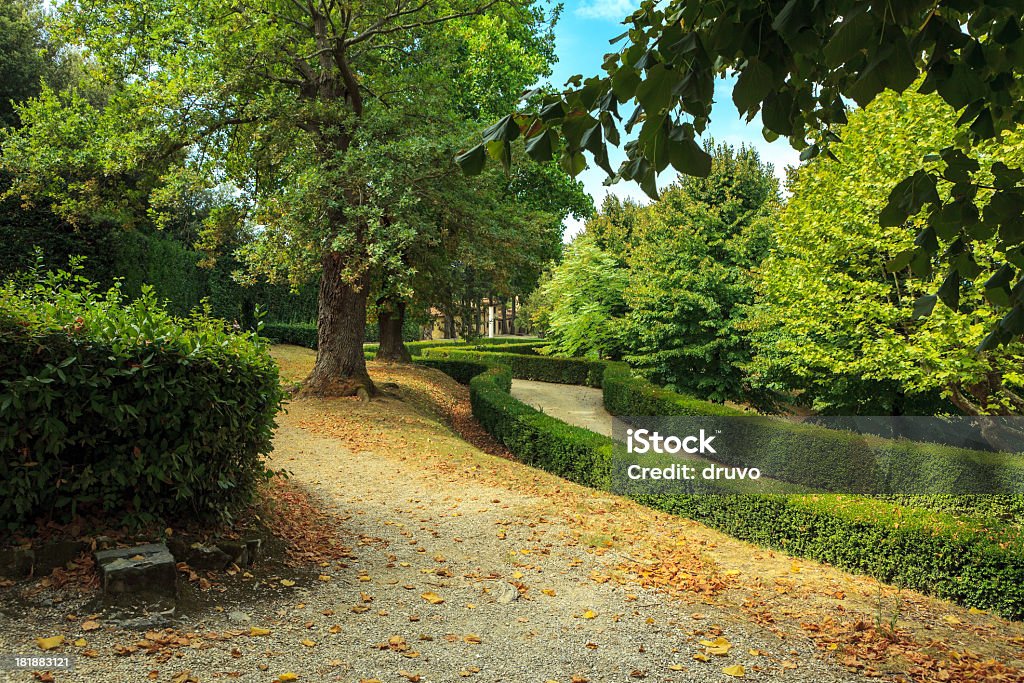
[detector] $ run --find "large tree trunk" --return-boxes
[376,299,411,363]
[302,251,374,398]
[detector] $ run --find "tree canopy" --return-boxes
[460,1,1024,347]
[1,0,572,395]
[748,89,1024,415]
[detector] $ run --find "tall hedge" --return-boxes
[0,271,285,529]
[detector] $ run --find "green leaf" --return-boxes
[524,129,555,163]
[482,115,521,144]
[668,138,712,177]
[936,269,960,311]
[455,144,486,176]
[732,60,774,114]
[912,294,937,319]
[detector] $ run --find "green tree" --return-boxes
[528,232,627,359]
[747,89,1024,415]
[460,1,1024,347]
[2,0,554,396]
[0,0,45,129]
[619,143,778,403]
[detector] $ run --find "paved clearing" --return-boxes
[2,347,1022,683]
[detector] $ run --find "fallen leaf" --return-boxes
[581,610,597,619]
[249,627,271,636]
[280,579,296,587]
[301,639,315,647]
[700,637,732,656]
[420,592,444,605]
[693,653,709,662]
[541,589,556,597]
[277,674,298,682]
[464,634,482,644]
[722,664,745,678]
[35,636,64,651]
[81,620,101,631]
[328,625,341,634]
[399,672,421,682]
[73,638,87,647]
[942,615,962,625]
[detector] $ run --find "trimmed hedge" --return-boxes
[1,273,284,529]
[469,365,613,490]
[603,364,1024,496]
[466,341,549,355]
[640,493,1024,619]
[421,348,607,387]
[262,321,320,349]
[422,350,1024,618]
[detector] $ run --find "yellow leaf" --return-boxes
[541,589,556,597]
[328,625,341,634]
[748,649,761,656]
[278,674,299,682]
[73,638,87,647]
[942,615,962,625]
[36,636,64,651]
[249,627,271,636]
[81,620,101,631]
[359,575,372,582]
[723,570,741,576]
[512,571,524,579]
[722,664,745,677]
[669,664,684,671]
[968,607,985,614]
[582,610,597,619]
[693,653,709,662]
[421,592,444,605]
[280,579,296,587]
[318,575,331,582]
[301,639,316,647]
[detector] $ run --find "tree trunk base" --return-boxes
[299,372,375,399]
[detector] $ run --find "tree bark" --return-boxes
[302,251,374,398]
[376,299,411,362]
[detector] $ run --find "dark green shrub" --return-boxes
[421,348,607,387]
[0,270,285,529]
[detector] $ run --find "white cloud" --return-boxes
[575,0,638,21]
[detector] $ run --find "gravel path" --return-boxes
[4,353,1021,683]
[511,379,629,439]
[0,395,862,683]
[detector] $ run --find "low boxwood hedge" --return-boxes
[261,321,319,349]
[421,348,606,387]
[429,352,1024,618]
[469,365,613,490]
[1,272,285,529]
[603,363,1024,496]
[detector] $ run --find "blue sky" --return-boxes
[547,0,800,238]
